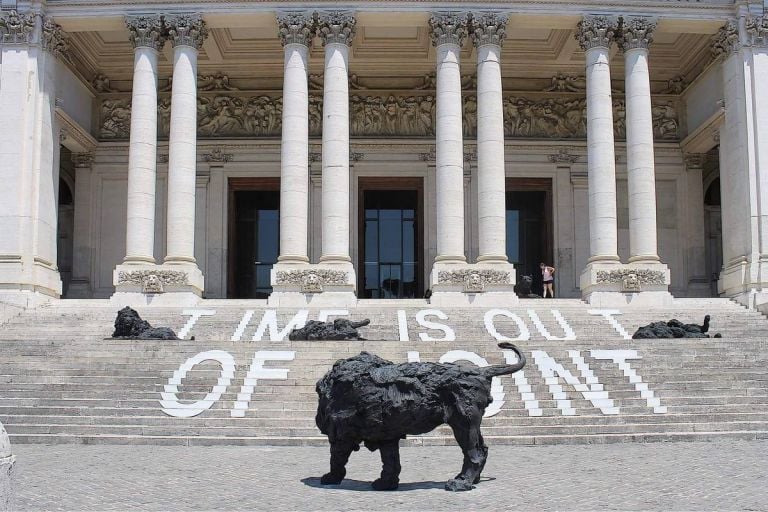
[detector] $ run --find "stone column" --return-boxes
[161,14,207,295]
[430,13,467,265]
[619,17,660,263]
[123,15,164,265]
[683,153,710,296]
[68,153,95,298]
[471,12,509,264]
[276,12,313,264]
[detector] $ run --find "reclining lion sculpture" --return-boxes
[315,342,526,492]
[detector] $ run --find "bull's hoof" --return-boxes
[320,472,344,485]
[445,478,475,492]
[372,478,399,491]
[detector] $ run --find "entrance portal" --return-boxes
[228,178,280,299]
[358,178,423,299]
[506,178,553,296]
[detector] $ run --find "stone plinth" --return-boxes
[112,264,203,307]
[268,263,356,307]
[0,421,15,512]
[580,262,672,306]
[428,262,518,307]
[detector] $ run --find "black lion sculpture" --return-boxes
[112,307,179,340]
[288,318,370,341]
[315,342,526,492]
[514,275,541,299]
[632,315,720,339]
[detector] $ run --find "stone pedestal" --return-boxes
[112,264,203,307]
[429,262,517,307]
[268,264,356,307]
[580,262,672,306]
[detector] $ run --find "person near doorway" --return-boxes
[540,262,555,298]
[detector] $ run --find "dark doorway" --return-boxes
[228,178,280,299]
[358,178,423,299]
[506,178,553,297]
[705,175,722,296]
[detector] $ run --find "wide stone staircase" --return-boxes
[0,298,767,446]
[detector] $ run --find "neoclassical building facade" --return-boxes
[0,0,766,307]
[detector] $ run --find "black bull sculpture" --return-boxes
[314,342,526,492]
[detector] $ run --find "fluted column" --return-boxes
[165,14,207,266]
[576,15,620,264]
[317,11,355,264]
[124,15,164,264]
[430,13,468,264]
[277,12,313,264]
[619,17,660,263]
[471,13,508,263]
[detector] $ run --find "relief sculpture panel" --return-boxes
[99,92,678,141]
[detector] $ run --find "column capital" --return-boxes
[316,11,356,46]
[711,19,740,59]
[166,13,208,49]
[72,153,95,168]
[125,15,166,51]
[0,10,36,45]
[277,11,315,47]
[41,16,69,57]
[429,12,469,47]
[684,153,707,170]
[745,15,768,48]
[617,16,656,51]
[575,15,618,51]
[469,12,507,48]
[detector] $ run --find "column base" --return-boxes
[112,263,204,306]
[580,261,672,307]
[428,261,518,307]
[717,257,768,305]
[0,257,62,299]
[268,262,357,307]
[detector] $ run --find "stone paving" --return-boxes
[9,440,768,511]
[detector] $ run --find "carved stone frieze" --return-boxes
[316,11,356,46]
[548,148,579,164]
[277,12,315,47]
[274,269,348,293]
[166,14,207,49]
[126,15,165,50]
[712,20,739,58]
[617,16,656,51]
[0,10,36,45]
[661,75,686,94]
[595,269,666,291]
[437,269,512,293]
[469,12,507,48]
[202,148,232,163]
[575,15,618,51]
[199,73,238,91]
[92,73,114,92]
[117,270,188,294]
[544,73,584,92]
[429,12,469,47]
[41,17,68,57]
[745,15,768,48]
[100,93,679,141]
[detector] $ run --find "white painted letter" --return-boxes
[231,310,255,342]
[588,309,632,340]
[178,309,216,339]
[231,351,296,417]
[397,310,410,342]
[160,350,236,418]
[439,351,504,417]
[500,348,542,416]
[252,310,309,341]
[527,310,576,341]
[591,350,667,413]
[318,310,349,322]
[484,309,531,341]
[416,309,455,341]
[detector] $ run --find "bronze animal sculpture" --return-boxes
[515,274,541,298]
[112,307,179,340]
[632,315,719,339]
[315,342,526,492]
[288,318,370,341]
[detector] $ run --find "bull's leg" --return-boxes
[474,434,489,484]
[372,439,401,491]
[445,418,486,492]
[320,440,357,485]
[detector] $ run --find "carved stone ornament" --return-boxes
[199,73,238,91]
[41,17,69,57]
[202,148,232,162]
[117,270,189,294]
[617,16,656,51]
[575,15,618,51]
[661,75,686,94]
[429,12,469,47]
[684,153,707,170]
[0,10,36,45]
[315,11,356,46]
[437,269,512,293]
[548,149,579,164]
[544,73,584,92]
[275,269,349,293]
[125,15,165,51]
[166,14,208,49]
[745,15,768,48]
[595,269,666,290]
[711,20,740,58]
[469,12,507,48]
[92,73,114,92]
[71,153,95,168]
[277,12,315,47]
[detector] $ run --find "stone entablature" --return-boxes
[0,10,68,56]
[99,92,680,141]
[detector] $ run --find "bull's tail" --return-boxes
[481,342,526,377]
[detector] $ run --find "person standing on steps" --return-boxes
[540,262,555,298]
